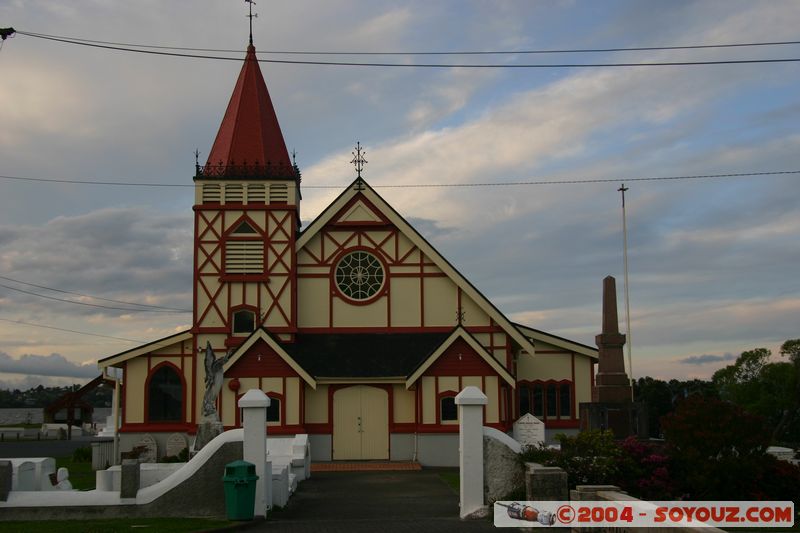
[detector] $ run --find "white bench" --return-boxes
[265,434,310,508]
[267,434,310,482]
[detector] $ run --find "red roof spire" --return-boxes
[204,44,293,177]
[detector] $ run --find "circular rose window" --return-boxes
[335,250,385,301]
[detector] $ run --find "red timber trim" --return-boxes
[122,362,128,425]
[328,194,391,227]
[571,352,576,422]
[545,420,580,429]
[296,325,503,334]
[424,337,497,377]
[120,422,196,434]
[412,422,507,434]
[194,204,298,212]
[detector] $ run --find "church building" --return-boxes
[98,40,598,465]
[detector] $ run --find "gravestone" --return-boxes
[136,434,158,463]
[513,413,545,448]
[166,433,188,458]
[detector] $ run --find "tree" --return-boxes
[661,395,771,499]
[712,343,800,445]
[772,339,800,444]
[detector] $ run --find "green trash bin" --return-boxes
[223,460,259,521]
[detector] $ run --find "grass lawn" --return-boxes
[55,456,95,490]
[437,470,459,494]
[0,518,239,532]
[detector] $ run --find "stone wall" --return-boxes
[483,428,524,502]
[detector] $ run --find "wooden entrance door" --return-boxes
[332,385,389,460]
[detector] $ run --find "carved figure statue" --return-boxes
[201,341,234,421]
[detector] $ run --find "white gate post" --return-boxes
[239,389,270,518]
[455,386,488,518]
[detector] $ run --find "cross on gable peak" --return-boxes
[351,142,368,180]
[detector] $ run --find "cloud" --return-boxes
[0,207,193,318]
[679,353,737,366]
[0,351,99,378]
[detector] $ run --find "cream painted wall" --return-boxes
[389,277,421,327]
[305,384,328,424]
[125,358,147,423]
[286,377,300,425]
[221,379,236,426]
[574,356,593,406]
[332,297,387,327]
[460,292,490,327]
[438,376,458,394]
[517,352,573,382]
[297,278,329,327]
[422,377,435,424]
[462,376,482,389]
[485,376,499,423]
[423,277,457,326]
[393,385,415,423]
[262,377,283,395]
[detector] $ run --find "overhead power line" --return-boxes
[18,30,800,56]
[1,170,798,189]
[0,282,190,313]
[0,274,190,312]
[0,317,143,343]
[16,31,800,68]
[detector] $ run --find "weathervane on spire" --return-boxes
[245,0,258,46]
[351,142,368,181]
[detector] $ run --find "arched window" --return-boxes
[232,309,256,335]
[267,396,281,423]
[147,365,183,422]
[440,395,457,422]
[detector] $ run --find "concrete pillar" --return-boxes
[239,389,270,518]
[455,386,488,519]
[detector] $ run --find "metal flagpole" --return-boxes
[618,184,633,399]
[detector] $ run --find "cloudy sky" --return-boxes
[0,1,798,389]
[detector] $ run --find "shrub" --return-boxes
[617,436,676,500]
[662,395,777,499]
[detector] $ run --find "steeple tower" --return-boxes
[201,44,294,178]
[192,37,300,376]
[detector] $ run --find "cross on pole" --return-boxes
[618,183,633,398]
[245,0,258,45]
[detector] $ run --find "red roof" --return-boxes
[205,45,291,171]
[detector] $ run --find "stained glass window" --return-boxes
[335,251,384,301]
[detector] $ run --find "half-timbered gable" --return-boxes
[98,40,598,463]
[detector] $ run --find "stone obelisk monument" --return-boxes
[579,276,646,438]
[593,276,633,403]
